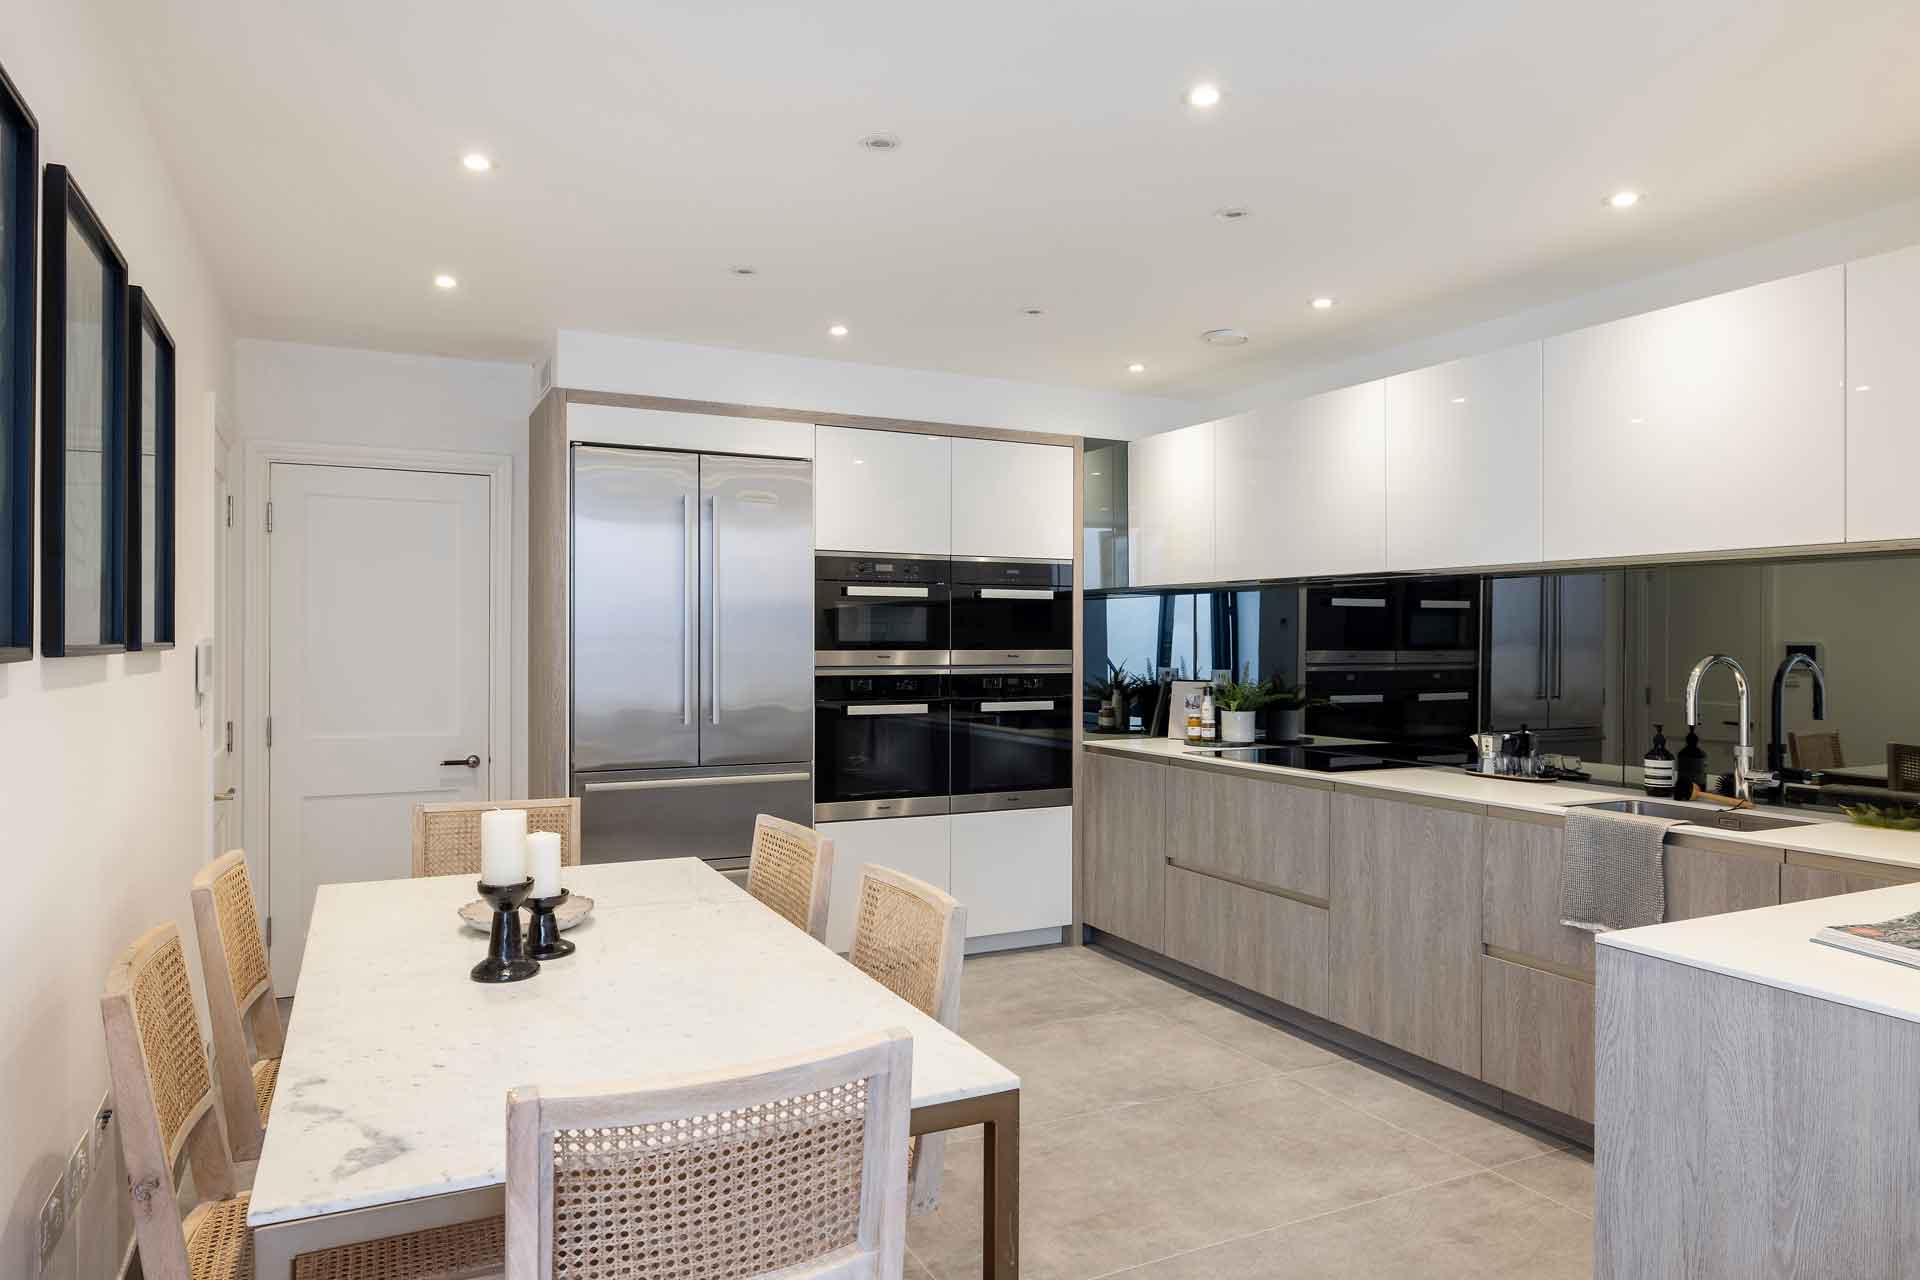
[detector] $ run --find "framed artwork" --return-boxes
[0,62,34,661]
[41,163,129,656]
[127,287,175,649]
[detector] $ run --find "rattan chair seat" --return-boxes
[184,1193,505,1280]
[252,1056,280,1127]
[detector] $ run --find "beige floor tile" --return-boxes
[1150,991,1344,1073]
[1055,945,1202,1006]
[1106,1171,1593,1280]
[1292,1058,1567,1167]
[1494,1147,1596,1217]
[909,1075,1476,1280]
[966,1007,1274,1125]
[957,950,1133,1037]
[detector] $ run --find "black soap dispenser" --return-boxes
[1675,726,1709,802]
[1643,724,1676,797]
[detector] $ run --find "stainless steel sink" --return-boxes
[1571,798,1819,834]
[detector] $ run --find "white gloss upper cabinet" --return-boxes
[1846,246,1920,543]
[1128,421,1215,586]
[813,426,951,555]
[951,437,1074,560]
[1386,344,1543,571]
[1543,267,1845,561]
[1214,381,1387,583]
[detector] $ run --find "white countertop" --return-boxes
[1599,882,1920,1024]
[249,859,1018,1228]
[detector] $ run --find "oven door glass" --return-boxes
[1305,585,1397,664]
[1397,668,1477,743]
[815,674,950,818]
[1305,668,1401,741]
[1400,578,1479,661]
[951,589,1070,660]
[815,581,950,656]
[950,673,1073,803]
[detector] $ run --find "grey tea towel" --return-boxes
[1560,808,1682,933]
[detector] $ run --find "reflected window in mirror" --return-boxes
[128,288,174,649]
[40,164,129,656]
[0,65,34,661]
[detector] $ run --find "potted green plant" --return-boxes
[1214,667,1280,744]
[1263,680,1311,742]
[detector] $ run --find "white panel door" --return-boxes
[950,805,1072,939]
[268,464,493,990]
[1846,246,1920,543]
[820,814,951,953]
[814,426,951,555]
[1128,421,1214,586]
[1215,382,1386,582]
[951,437,1073,560]
[1543,267,1845,561]
[1386,343,1543,571]
[212,429,239,860]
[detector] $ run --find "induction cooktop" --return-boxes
[1187,741,1471,773]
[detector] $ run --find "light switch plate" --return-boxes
[65,1133,90,1213]
[36,1176,64,1273]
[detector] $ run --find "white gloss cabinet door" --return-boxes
[1128,421,1215,586]
[1214,381,1386,582]
[950,806,1073,939]
[1846,246,1920,543]
[820,814,951,954]
[1543,267,1845,561]
[813,426,951,555]
[951,437,1074,560]
[1386,344,1543,571]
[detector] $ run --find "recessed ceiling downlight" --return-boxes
[1608,190,1641,209]
[828,323,849,337]
[1186,83,1222,108]
[433,273,458,290]
[461,152,493,173]
[859,133,902,152]
[1201,328,1248,346]
[1127,363,1147,374]
[1310,297,1334,310]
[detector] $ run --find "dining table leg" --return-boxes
[980,1087,1020,1280]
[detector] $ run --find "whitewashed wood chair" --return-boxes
[504,1029,913,1280]
[101,923,505,1280]
[847,865,966,1216]
[412,798,582,878]
[746,813,836,941]
[188,850,285,1161]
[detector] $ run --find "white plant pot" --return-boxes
[1220,709,1257,744]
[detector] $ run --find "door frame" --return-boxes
[242,440,515,915]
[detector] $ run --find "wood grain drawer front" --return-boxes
[1481,955,1595,1123]
[1083,753,1167,951]
[1330,792,1485,1077]
[1779,861,1916,904]
[1165,866,1330,1018]
[1211,772,1332,900]
[1482,816,1594,980]
[1164,764,1218,877]
[1663,840,1780,922]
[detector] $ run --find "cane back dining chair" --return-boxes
[746,813,836,941]
[412,798,582,878]
[1788,731,1846,771]
[188,850,285,1161]
[101,923,505,1280]
[503,1029,914,1280]
[846,865,966,1216]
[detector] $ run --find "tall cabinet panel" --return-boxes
[1543,267,1845,561]
[814,425,951,555]
[1214,382,1386,583]
[952,437,1074,559]
[1128,421,1215,586]
[1386,343,1543,571]
[1845,245,1920,543]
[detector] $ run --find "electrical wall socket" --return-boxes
[36,1175,65,1274]
[66,1133,91,1211]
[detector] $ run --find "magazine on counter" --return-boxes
[1813,910,1920,969]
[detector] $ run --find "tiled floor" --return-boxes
[908,945,1594,1280]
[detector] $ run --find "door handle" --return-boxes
[708,496,721,727]
[980,700,1054,712]
[978,588,1056,600]
[583,771,811,793]
[440,754,482,768]
[845,585,930,598]
[847,703,931,717]
[1328,694,1385,705]
[212,787,236,801]
[682,493,696,726]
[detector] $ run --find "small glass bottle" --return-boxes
[1642,723,1676,797]
[1199,688,1218,743]
[1184,695,1203,745]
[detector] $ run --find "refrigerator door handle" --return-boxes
[583,771,812,793]
[682,494,696,725]
[1535,579,1548,700]
[708,496,721,726]
[1550,577,1563,699]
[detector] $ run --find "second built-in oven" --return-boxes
[950,671,1074,811]
[815,672,950,820]
[950,559,1073,665]
[815,554,950,667]
[1399,576,1480,666]
[1305,582,1397,665]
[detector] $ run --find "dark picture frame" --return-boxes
[41,164,130,657]
[127,287,175,649]
[0,63,35,662]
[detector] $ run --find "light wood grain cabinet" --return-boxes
[1481,954,1595,1122]
[1165,866,1330,1017]
[1330,790,1485,1077]
[1779,854,1920,903]
[1663,837,1781,921]
[1482,814,1594,979]
[1082,752,1167,950]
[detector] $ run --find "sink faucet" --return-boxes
[1684,654,1755,805]
[1765,653,1827,798]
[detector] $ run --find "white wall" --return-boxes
[0,2,234,1276]
[551,329,1200,441]
[233,339,536,809]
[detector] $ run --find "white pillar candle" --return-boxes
[479,808,528,885]
[528,831,563,900]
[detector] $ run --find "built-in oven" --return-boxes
[1396,666,1478,744]
[1305,667,1400,741]
[950,670,1074,811]
[815,672,951,820]
[1305,583,1397,665]
[950,559,1072,666]
[815,554,951,667]
[1399,577,1480,666]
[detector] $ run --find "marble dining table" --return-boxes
[248,857,1021,1278]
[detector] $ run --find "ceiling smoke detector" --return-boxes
[1021,306,1046,317]
[1214,206,1251,221]
[1201,328,1249,346]
[858,133,902,153]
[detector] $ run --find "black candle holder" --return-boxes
[527,889,576,960]
[471,878,539,983]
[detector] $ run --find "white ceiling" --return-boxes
[106,0,1920,398]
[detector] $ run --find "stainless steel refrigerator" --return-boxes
[570,445,813,870]
[1487,573,1609,760]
